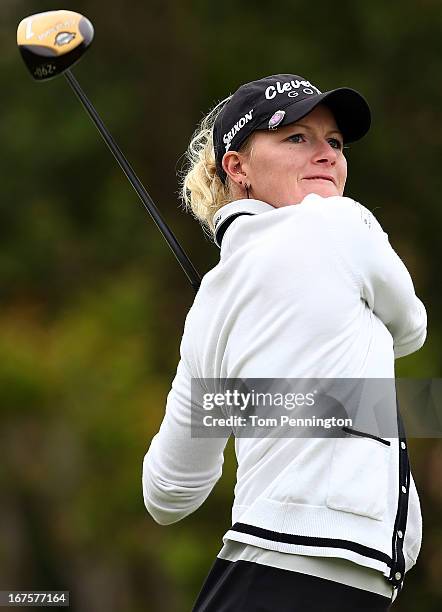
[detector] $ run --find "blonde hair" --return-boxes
[180,97,253,236]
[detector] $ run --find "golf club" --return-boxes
[17,10,201,293]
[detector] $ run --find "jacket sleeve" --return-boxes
[142,357,228,525]
[334,199,427,359]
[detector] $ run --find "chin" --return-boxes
[304,185,339,199]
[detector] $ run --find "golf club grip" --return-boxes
[64,70,201,293]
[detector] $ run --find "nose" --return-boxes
[313,140,338,166]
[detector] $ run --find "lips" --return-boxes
[303,175,336,186]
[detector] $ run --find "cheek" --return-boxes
[337,157,347,188]
[259,151,300,181]
[248,151,285,187]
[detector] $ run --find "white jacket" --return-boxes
[142,194,427,595]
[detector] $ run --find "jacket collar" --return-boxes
[213,199,274,248]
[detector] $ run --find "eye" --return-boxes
[287,133,306,144]
[328,137,343,150]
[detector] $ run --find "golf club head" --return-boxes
[17,10,94,81]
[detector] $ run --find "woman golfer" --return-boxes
[142,74,427,611]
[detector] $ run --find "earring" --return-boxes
[237,178,250,198]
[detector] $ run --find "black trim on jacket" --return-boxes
[215,212,254,247]
[386,401,410,596]
[228,522,393,567]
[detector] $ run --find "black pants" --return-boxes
[192,558,392,611]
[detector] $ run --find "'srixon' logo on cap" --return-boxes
[223,108,254,152]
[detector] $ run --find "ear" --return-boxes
[222,151,247,186]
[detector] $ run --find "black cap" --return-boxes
[213,74,371,183]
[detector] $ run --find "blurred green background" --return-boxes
[1,0,441,610]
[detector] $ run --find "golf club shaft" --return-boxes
[64,69,201,293]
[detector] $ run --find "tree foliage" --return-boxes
[0,1,441,609]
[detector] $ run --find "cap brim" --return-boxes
[257,88,371,144]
